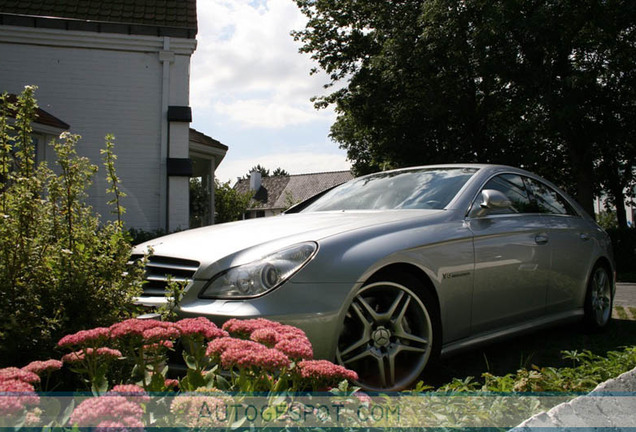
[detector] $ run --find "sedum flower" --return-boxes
[274,338,313,360]
[22,359,63,376]
[109,318,179,341]
[69,395,144,428]
[62,347,122,364]
[206,337,258,358]
[207,337,291,371]
[0,379,39,416]
[223,318,314,360]
[222,318,277,337]
[141,326,180,343]
[222,346,290,371]
[164,379,179,389]
[297,360,358,383]
[142,340,174,351]
[57,327,110,348]
[176,317,228,340]
[24,407,43,427]
[250,327,279,347]
[0,367,40,385]
[108,385,151,404]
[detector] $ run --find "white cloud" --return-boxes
[215,152,352,184]
[191,0,332,129]
[214,98,333,129]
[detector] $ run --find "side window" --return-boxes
[472,174,533,215]
[525,177,577,216]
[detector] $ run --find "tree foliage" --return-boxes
[293,0,636,222]
[0,87,144,365]
[272,167,291,176]
[245,165,290,178]
[214,180,253,223]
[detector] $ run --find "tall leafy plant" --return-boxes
[0,86,144,365]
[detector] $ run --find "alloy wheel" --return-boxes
[336,281,434,391]
[590,266,612,327]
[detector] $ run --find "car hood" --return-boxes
[133,210,442,269]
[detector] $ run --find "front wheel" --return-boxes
[583,265,613,330]
[336,278,439,391]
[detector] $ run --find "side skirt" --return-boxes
[440,309,584,358]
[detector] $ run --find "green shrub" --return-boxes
[427,347,636,393]
[0,87,144,365]
[127,227,168,245]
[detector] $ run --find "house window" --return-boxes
[0,133,43,177]
[190,156,213,228]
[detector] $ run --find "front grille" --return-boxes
[130,255,200,296]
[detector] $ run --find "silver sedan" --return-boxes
[132,164,615,391]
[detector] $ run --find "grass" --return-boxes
[615,306,630,320]
[421,310,636,388]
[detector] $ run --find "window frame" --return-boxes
[467,172,582,219]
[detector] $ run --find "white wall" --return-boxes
[0,26,196,231]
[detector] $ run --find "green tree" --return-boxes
[245,164,271,178]
[214,180,253,223]
[293,0,636,221]
[272,167,290,176]
[245,165,290,178]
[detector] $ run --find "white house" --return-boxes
[0,0,226,231]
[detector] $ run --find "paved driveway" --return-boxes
[615,282,636,307]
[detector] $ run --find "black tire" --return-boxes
[583,265,614,330]
[336,274,440,391]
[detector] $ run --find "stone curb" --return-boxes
[513,367,636,429]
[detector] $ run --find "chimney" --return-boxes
[249,171,262,191]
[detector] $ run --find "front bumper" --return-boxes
[136,280,357,360]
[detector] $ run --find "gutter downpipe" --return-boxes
[159,37,173,231]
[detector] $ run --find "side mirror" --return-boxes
[471,189,512,217]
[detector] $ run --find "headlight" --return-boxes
[199,242,317,299]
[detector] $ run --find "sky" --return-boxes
[189,0,351,185]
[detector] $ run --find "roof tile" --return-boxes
[0,0,197,37]
[235,171,354,212]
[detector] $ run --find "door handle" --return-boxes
[580,232,591,241]
[535,233,549,245]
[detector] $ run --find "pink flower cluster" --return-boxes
[0,367,40,416]
[204,318,361,388]
[176,317,228,340]
[297,360,359,383]
[58,327,110,348]
[108,384,151,403]
[207,338,291,371]
[60,318,227,350]
[22,359,63,376]
[58,319,183,369]
[0,367,40,384]
[164,378,179,389]
[223,318,313,360]
[69,395,144,429]
[110,318,179,342]
[143,340,174,352]
[62,347,122,364]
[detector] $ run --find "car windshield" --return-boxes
[300,167,479,212]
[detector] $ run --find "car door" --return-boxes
[467,174,552,334]
[524,177,596,313]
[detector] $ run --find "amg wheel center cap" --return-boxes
[372,326,391,347]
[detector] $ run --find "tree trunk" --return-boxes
[611,184,628,229]
[569,147,596,218]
